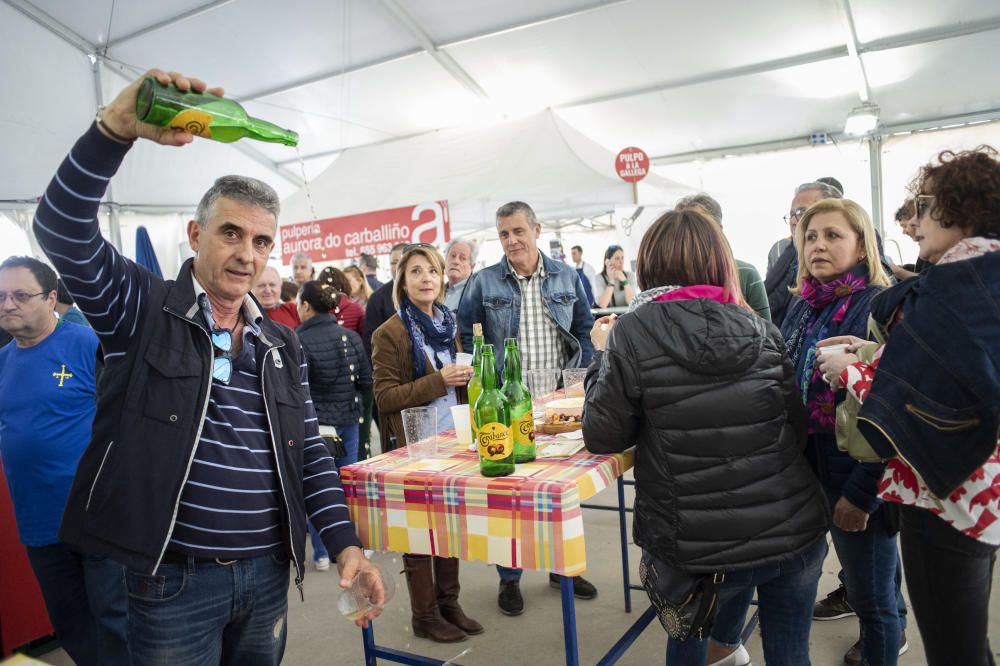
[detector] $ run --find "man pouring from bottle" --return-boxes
[32,69,383,664]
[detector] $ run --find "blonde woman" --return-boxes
[778,199,905,666]
[344,265,373,307]
[371,246,480,643]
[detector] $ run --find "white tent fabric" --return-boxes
[280,109,690,234]
[3,0,999,212]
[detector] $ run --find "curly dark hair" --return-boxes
[299,280,339,313]
[910,145,1000,236]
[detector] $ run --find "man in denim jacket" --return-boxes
[458,200,596,616]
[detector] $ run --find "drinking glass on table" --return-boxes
[526,368,560,417]
[562,368,588,398]
[401,406,437,458]
[450,404,474,450]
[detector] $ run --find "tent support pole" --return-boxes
[868,134,884,237]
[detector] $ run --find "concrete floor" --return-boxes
[33,473,1000,665]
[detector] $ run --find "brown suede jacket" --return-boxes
[371,314,467,453]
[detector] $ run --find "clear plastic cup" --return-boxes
[454,352,473,367]
[450,404,473,449]
[337,562,396,621]
[818,343,850,358]
[525,369,559,401]
[562,368,588,397]
[402,407,438,459]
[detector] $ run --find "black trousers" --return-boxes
[899,504,997,666]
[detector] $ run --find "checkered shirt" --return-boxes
[513,255,570,372]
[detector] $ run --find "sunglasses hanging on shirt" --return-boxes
[211,328,233,384]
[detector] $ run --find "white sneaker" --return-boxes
[314,556,331,571]
[707,644,751,666]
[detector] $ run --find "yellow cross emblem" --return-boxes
[53,364,73,387]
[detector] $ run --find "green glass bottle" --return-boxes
[475,345,514,477]
[467,323,485,443]
[502,338,536,463]
[135,77,299,146]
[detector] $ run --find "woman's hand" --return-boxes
[832,497,870,532]
[440,363,471,387]
[817,351,858,390]
[590,314,617,351]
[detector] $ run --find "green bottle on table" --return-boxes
[135,77,299,146]
[502,338,535,463]
[467,323,485,443]
[475,345,514,477]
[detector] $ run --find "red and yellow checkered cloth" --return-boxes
[341,432,633,576]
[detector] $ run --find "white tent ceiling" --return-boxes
[281,109,691,233]
[3,0,1000,216]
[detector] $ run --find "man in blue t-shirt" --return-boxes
[0,256,128,665]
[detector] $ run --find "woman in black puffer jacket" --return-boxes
[297,280,372,570]
[583,209,829,666]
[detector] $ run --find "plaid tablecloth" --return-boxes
[341,430,634,576]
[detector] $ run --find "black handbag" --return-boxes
[639,551,726,641]
[318,426,347,460]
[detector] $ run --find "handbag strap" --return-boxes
[689,573,726,640]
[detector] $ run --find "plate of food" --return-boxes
[537,397,584,434]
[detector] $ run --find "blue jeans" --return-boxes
[126,554,290,665]
[708,585,756,647]
[309,423,360,561]
[665,537,827,666]
[830,506,907,665]
[496,564,522,582]
[26,542,130,666]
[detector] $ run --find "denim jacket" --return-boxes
[458,252,595,372]
[858,250,1000,498]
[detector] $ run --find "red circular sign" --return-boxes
[616,146,649,183]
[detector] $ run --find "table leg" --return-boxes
[363,622,378,666]
[561,575,579,666]
[616,476,631,613]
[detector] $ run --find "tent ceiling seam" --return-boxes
[2,0,95,55]
[105,0,238,47]
[837,0,872,103]
[375,0,490,100]
[236,1,628,101]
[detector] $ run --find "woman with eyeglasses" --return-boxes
[344,265,373,307]
[817,147,1000,666]
[779,199,905,665]
[583,209,829,665]
[592,244,636,308]
[296,280,371,572]
[371,245,481,643]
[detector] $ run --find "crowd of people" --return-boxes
[0,68,997,666]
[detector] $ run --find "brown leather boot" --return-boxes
[403,555,466,643]
[434,556,484,635]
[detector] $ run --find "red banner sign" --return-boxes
[615,146,649,183]
[280,201,450,264]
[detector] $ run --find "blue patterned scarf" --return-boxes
[398,296,456,381]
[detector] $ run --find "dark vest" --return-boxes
[60,260,311,583]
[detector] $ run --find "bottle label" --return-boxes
[169,109,213,138]
[512,413,535,447]
[477,423,512,461]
